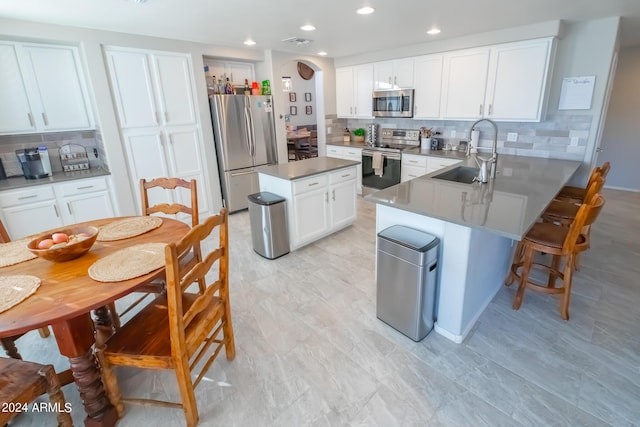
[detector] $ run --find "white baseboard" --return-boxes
[604,185,640,192]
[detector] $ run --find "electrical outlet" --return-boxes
[570,137,579,147]
[450,130,456,138]
[327,127,332,134]
[502,167,513,177]
[507,132,518,142]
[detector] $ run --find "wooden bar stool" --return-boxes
[507,194,605,320]
[0,357,73,426]
[542,174,604,226]
[556,161,610,203]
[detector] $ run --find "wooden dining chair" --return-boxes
[555,161,610,203]
[0,219,51,359]
[0,357,73,426]
[107,178,201,329]
[97,208,235,427]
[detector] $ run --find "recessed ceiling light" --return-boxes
[301,25,316,31]
[356,7,375,15]
[128,0,147,3]
[244,40,256,46]
[318,51,328,56]
[427,28,441,35]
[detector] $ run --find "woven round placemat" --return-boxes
[0,275,41,314]
[0,239,38,268]
[89,243,166,283]
[97,216,163,241]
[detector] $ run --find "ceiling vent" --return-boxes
[282,37,313,46]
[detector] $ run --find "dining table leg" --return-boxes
[51,314,118,427]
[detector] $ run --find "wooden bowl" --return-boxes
[27,226,99,262]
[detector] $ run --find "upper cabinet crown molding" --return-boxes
[0,41,94,135]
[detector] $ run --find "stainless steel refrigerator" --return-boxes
[209,95,278,212]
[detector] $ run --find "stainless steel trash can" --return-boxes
[376,225,440,341]
[248,192,290,259]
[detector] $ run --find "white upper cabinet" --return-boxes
[412,54,443,119]
[106,48,197,128]
[440,48,491,120]
[440,38,555,121]
[484,38,555,121]
[0,41,93,134]
[374,58,414,90]
[207,60,254,86]
[335,64,374,118]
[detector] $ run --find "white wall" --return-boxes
[281,61,317,128]
[598,46,640,191]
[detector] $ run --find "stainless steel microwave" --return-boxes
[372,89,414,118]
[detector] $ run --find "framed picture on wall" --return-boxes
[304,92,312,102]
[305,105,312,115]
[290,106,297,115]
[289,92,297,102]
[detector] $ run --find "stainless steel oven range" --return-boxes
[362,128,420,193]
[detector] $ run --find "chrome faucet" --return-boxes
[467,118,499,179]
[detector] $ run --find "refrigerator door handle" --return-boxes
[231,170,255,177]
[245,98,256,157]
[243,106,253,156]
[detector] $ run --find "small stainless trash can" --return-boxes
[376,225,440,341]
[248,192,290,259]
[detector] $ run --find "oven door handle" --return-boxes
[362,150,401,160]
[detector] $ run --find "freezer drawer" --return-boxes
[220,167,259,212]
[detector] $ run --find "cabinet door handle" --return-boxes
[332,189,335,201]
[394,76,397,85]
[488,104,493,116]
[41,112,49,126]
[479,104,483,116]
[325,192,329,203]
[388,76,391,85]
[18,195,38,200]
[54,205,59,217]
[341,173,351,178]
[354,106,357,115]
[27,113,34,127]
[164,111,169,122]
[76,185,94,190]
[154,111,160,124]
[67,202,72,215]
[308,182,319,187]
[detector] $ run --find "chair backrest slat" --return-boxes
[140,177,199,227]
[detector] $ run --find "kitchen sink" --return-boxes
[432,166,479,184]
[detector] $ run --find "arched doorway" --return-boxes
[280,59,325,162]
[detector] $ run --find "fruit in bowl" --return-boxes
[27,226,99,262]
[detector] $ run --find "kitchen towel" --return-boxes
[372,152,384,177]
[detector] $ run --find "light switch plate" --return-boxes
[507,132,518,142]
[570,137,579,146]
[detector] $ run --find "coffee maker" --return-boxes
[16,147,52,179]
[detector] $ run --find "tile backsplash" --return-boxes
[0,130,108,177]
[325,114,592,161]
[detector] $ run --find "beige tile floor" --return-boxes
[8,188,640,426]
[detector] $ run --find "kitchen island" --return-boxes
[258,157,360,250]
[366,154,581,342]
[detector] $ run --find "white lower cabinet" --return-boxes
[0,176,116,240]
[401,154,463,183]
[326,145,362,194]
[258,166,357,250]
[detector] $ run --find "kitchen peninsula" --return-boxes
[366,153,581,343]
[258,157,359,250]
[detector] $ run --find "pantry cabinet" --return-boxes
[0,41,93,134]
[105,49,197,128]
[335,65,374,118]
[440,38,554,121]
[105,46,211,219]
[412,54,444,119]
[0,176,115,240]
[373,58,414,90]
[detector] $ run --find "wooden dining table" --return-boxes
[0,216,189,427]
